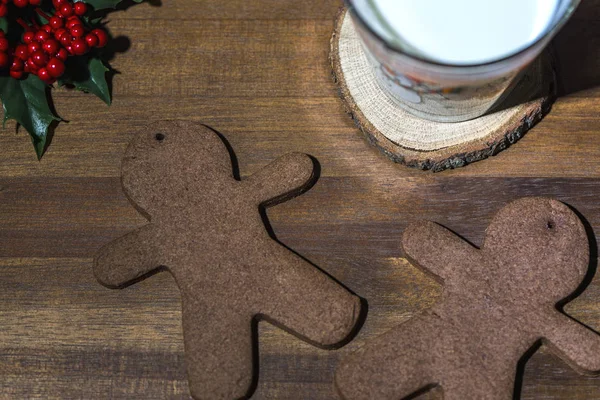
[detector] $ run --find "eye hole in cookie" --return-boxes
[155,133,166,142]
[546,220,555,230]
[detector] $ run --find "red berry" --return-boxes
[59,34,72,47]
[27,41,41,54]
[84,32,98,47]
[66,17,81,29]
[15,45,29,61]
[0,4,7,17]
[31,50,48,67]
[74,2,87,16]
[0,52,8,68]
[37,67,53,83]
[92,29,108,48]
[10,70,24,79]
[42,24,53,34]
[35,30,49,43]
[43,39,60,54]
[11,58,24,71]
[71,38,88,55]
[54,28,68,40]
[50,17,64,30]
[25,60,38,73]
[46,57,65,77]
[30,0,41,5]
[70,25,85,38]
[59,3,73,17]
[55,48,68,61]
[23,31,36,44]
[13,0,29,8]
[0,37,8,52]
[53,0,66,8]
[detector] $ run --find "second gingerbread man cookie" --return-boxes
[336,197,600,400]
[94,121,362,400]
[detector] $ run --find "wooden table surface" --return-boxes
[0,0,599,399]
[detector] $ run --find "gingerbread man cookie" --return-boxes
[336,197,600,400]
[94,121,362,400]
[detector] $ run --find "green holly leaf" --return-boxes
[60,55,111,105]
[0,75,60,159]
[82,0,143,11]
[0,17,7,32]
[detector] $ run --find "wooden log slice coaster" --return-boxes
[330,8,556,172]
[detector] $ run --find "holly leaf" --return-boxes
[82,0,143,11]
[0,75,60,159]
[59,55,111,105]
[0,17,7,32]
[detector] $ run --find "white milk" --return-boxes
[352,0,562,65]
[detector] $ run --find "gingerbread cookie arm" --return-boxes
[181,296,254,400]
[258,244,361,347]
[94,225,163,288]
[542,311,600,373]
[244,153,315,205]
[401,221,477,283]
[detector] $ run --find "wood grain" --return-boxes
[0,0,600,398]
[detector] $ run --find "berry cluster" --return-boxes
[0,0,108,84]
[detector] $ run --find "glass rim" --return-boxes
[345,0,580,69]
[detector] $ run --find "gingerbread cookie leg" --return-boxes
[181,297,254,400]
[94,225,163,288]
[244,153,315,205]
[543,311,600,373]
[335,317,438,400]
[441,373,513,400]
[258,245,361,347]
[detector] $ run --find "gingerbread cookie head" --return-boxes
[121,121,235,217]
[483,198,589,305]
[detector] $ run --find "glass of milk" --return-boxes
[347,0,581,122]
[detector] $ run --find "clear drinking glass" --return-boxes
[346,0,581,123]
